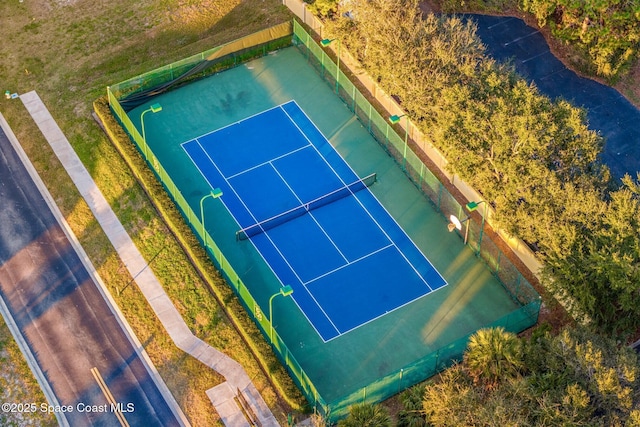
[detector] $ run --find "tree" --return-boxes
[397,385,427,427]
[305,0,339,17]
[324,0,640,337]
[543,175,640,335]
[337,402,391,427]
[422,362,532,426]
[418,326,640,426]
[521,0,640,80]
[523,326,640,425]
[464,327,524,390]
[431,65,608,245]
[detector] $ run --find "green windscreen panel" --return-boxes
[118,21,293,111]
[206,21,293,61]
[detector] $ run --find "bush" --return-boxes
[521,0,640,81]
[305,0,340,17]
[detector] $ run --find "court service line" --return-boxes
[303,243,394,286]
[268,162,350,264]
[190,139,343,337]
[194,139,306,286]
[289,100,445,288]
[217,195,342,339]
[225,144,312,180]
[183,130,342,338]
[280,103,435,291]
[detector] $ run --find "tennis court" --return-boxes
[109,22,540,418]
[182,100,446,341]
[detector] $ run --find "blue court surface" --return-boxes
[182,101,447,341]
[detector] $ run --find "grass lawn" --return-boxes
[0,316,57,427]
[0,0,294,425]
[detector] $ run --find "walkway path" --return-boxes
[20,90,279,427]
[0,112,186,427]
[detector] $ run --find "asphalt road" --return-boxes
[0,126,181,426]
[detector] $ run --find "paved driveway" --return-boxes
[466,14,640,180]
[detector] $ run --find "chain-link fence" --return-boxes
[108,20,541,421]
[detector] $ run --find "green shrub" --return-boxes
[521,0,640,81]
[304,0,340,17]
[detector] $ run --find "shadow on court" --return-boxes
[465,14,640,180]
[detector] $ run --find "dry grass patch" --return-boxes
[0,318,57,427]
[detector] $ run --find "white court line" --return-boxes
[303,244,394,286]
[195,140,306,285]
[186,101,447,341]
[268,162,350,264]
[226,144,312,180]
[280,102,437,292]
[218,193,341,340]
[323,280,437,342]
[192,138,343,336]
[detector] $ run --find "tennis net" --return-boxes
[236,173,377,240]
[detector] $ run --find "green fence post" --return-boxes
[352,85,356,112]
[385,122,390,151]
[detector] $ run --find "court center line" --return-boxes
[226,143,312,180]
[186,133,342,338]
[268,162,351,264]
[280,103,435,292]
[195,139,308,286]
[289,100,445,288]
[193,138,346,335]
[184,131,341,339]
[303,244,394,286]
[216,192,342,340]
[186,102,447,341]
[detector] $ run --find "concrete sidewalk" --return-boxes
[20,90,279,427]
